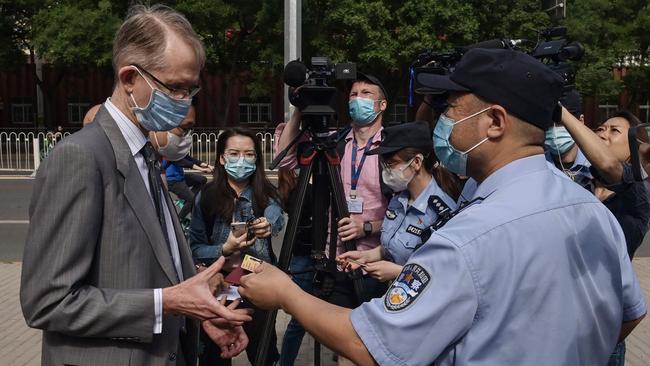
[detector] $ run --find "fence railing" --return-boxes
[0,130,276,173]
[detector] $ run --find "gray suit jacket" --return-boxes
[20,107,199,366]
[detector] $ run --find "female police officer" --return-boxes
[336,121,458,282]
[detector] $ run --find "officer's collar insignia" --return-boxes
[429,195,451,216]
[385,263,430,311]
[385,210,397,220]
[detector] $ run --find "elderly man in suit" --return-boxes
[20,5,251,366]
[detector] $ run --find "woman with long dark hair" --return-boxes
[189,127,284,365]
[561,108,650,366]
[337,121,459,282]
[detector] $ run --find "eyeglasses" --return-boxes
[224,150,257,163]
[381,157,415,171]
[132,64,201,100]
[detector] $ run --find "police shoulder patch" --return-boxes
[385,209,397,220]
[385,263,430,311]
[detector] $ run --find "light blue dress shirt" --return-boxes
[351,154,646,365]
[381,177,456,265]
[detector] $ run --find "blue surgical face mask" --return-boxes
[433,107,492,176]
[349,97,380,126]
[544,126,575,156]
[130,68,191,131]
[224,155,257,181]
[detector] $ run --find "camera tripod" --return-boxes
[254,124,366,366]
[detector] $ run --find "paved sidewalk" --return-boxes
[2,259,649,365]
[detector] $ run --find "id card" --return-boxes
[217,285,241,301]
[241,254,263,272]
[347,197,364,214]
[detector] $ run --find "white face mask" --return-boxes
[381,157,417,192]
[155,131,192,161]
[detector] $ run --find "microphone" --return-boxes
[283,60,308,87]
[462,39,510,51]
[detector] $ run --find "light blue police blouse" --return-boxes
[351,154,646,366]
[380,177,456,265]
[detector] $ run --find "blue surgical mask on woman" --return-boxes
[544,126,575,156]
[433,107,492,175]
[224,155,257,181]
[349,97,380,125]
[130,68,191,131]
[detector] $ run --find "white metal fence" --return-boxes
[0,130,276,173]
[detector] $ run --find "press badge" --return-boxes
[347,197,364,213]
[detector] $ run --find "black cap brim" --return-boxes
[356,72,388,100]
[366,145,402,156]
[417,73,470,93]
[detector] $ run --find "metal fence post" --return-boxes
[33,137,40,171]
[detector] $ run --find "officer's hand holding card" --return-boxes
[239,261,296,310]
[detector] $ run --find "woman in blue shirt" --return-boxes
[337,121,458,282]
[189,127,284,366]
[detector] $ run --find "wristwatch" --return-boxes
[363,221,373,237]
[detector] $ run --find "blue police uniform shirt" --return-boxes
[457,178,478,205]
[545,148,594,191]
[381,177,456,265]
[351,154,646,366]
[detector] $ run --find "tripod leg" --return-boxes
[314,339,321,366]
[254,161,314,366]
[324,159,366,306]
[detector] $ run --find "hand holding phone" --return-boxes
[224,223,256,256]
[231,222,248,237]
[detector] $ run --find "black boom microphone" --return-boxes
[283,60,308,87]
[461,38,528,52]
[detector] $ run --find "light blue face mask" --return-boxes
[433,107,491,176]
[544,126,575,156]
[224,156,257,181]
[349,97,380,125]
[130,69,191,132]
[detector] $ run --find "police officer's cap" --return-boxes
[354,72,388,101]
[417,48,563,130]
[367,121,432,156]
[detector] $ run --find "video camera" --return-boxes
[530,26,584,91]
[409,39,526,111]
[410,26,584,99]
[283,57,357,133]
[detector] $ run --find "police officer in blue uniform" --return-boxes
[336,121,457,282]
[238,49,647,366]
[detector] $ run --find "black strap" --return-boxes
[336,129,394,201]
[419,196,487,245]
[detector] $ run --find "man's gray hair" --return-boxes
[112,4,205,73]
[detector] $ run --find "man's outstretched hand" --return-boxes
[163,257,253,325]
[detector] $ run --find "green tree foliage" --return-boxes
[30,0,121,69]
[562,0,650,102]
[0,0,43,68]
[175,0,284,123]
[2,0,648,117]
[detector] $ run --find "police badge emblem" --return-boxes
[385,263,430,311]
